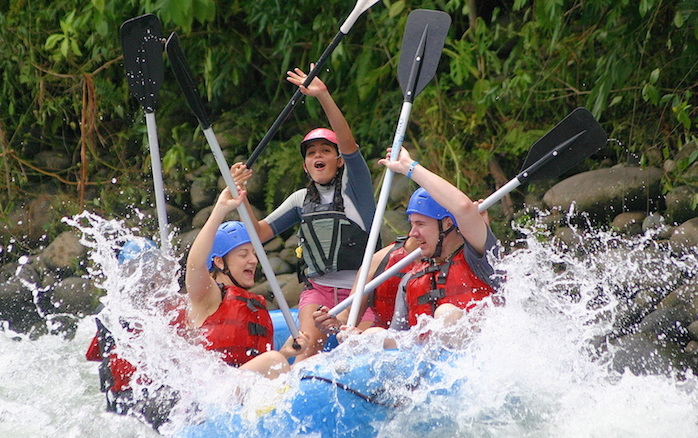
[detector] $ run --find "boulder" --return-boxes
[543,166,664,221]
[190,177,218,212]
[611,212,646,235]
[0,263,43,334]
[669,218,698,251]
[665,185,698,224]
[36,231,87,273]
[47,276,102,316]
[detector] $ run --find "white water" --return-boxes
[2,212,698,437]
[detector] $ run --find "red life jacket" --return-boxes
[200,285,274,366]
[370,239,413,329]
[405,248,495,326]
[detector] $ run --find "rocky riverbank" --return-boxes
[1,145,698,376]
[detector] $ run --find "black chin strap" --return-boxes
[433,219,457,259]
[214,258,247,290]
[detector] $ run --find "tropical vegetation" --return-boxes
[1,0,696,262]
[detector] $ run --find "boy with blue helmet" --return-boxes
[378,147,500,331]
[316,148,501,345]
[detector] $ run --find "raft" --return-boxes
[178,347,460,438]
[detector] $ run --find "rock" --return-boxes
[543,167,664,221]
[284,235,299,249]
[611,212,646,235]
[34,150,70,171]
[47,276,102,316]
[175,228,200,256]
[381,207,409,246]
[278,247,299,266]
[263,236,284,253]
[264,255,292,276]
[642,213,673,239]
[36,231,87,273]
[191,204,263,230]
[0,263,43,334]
[250,273,303,310]
[669,218,698,251]
[687,321,698,342]
[553,227,583,249]
[244,166,268,208]
[190,178,217,212]
[665,185,698,224]
[610,332,682,376]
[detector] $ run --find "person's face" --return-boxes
[220,242,258,288]
[408,213,453,258]
[303,140,343,185]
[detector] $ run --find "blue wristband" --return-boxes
[406,161,419,179]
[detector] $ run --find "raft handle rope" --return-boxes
[300,375,405,408]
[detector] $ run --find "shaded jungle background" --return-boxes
[1,0,697,264]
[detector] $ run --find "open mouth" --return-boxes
[314,161,326,169]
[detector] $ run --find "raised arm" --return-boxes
[287,66,357,156]
[185,180,247,325]
[378,147,489,255]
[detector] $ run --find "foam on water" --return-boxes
[2,211,698,437]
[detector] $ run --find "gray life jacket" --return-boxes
[298,199,371,278]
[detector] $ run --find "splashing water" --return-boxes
[2,212,698,437]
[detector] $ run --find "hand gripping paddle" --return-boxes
[346,9,451,328]
[165,32,300,344]
[336,107,606,319]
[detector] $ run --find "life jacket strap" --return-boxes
[235,296,265,312]
[247,321,268,338]
[417,288,446,305]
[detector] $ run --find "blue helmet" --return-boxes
[117,238,158,264]
[406,188,457,227]
[207,221,252,271]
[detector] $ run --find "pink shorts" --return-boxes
[299,279,375,323]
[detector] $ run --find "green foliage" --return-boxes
[1,0,697,257]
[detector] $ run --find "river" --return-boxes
[1,214,697,437]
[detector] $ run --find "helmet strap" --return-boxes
[213,258,248,289]
[433,219,457,259]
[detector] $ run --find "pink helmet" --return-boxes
[300,128,338,157]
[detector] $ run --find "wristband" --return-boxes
[406,161,419,179]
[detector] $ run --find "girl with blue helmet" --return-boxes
[185,183,308,378]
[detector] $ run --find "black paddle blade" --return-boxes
[165,32,211,129]
[519,107,607,183]
[397,9,451,102]
[120,14,164,114]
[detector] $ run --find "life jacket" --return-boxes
[297,197,370,279]
[370,238,412,329]
[200,285,274,366]
[405,247,495,326]
[86,299,188,394]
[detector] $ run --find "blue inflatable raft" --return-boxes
[179,344,460,438]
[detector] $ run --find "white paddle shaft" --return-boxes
[145,112,170,251]
[203,128,299,338]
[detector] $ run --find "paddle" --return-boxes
[165,32,300,342]
[346,9,451,328]
[333,106,607,317]
[120,14,170,251]
[245,0,380,167]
